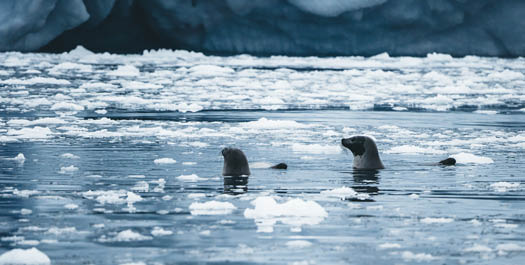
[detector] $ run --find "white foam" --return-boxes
[291,143,341,154]
[0,248,51,265]
[451,153,494,164]
[153,158,177,164]
[244,196,328,233]
[189,201,237,215]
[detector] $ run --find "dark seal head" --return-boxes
[222,147,251,176]
[271,163,288,170]
[438,157,456,166]
[341,136,385,170]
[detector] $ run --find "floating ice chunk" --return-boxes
[177,174,206,182]
[242,118,310,129]
[0,247,51,265]
[131,181,149,192]
[244,196,328,233]
[59,165,78,174]
[8,118,66,127]
[251,162,273,168]
[188,141,208,148]
[128,175,145,179]
[151,227,173,237]
[94,109,107,115]
[420,217,454,224]
[474,110,498,115]
[64,204,78,210]
[82,190,129,205]
[487,70,524,81]
[182,162,197,165]
[50,62,92,73]
[50,102,84,111]
[107,65,140,77]
[490,182,519,192]
[99,230,152,242]
[153,158,176,164]
[0,77,70,85]
[401,251,437,261]
[188,193,206,199]
[289,0,386,16]
[45,227,79,235]
[7,127,53,139]
[67,46,95,57]
[320,186,370,200]
[385,145,446,154]
[496,243,525,252]
[451,153,493,164]
[199,230,211,236]
[61,153,79,159]
[464,244,492,252]
[409,193,419,199]
[189,201,237,215]
[286,240,312,248]
[12,189,39,198]
[378,243,401,249]
[291,143,341,154]
[151,178,166,193]
[6,153,25,163]
[188,65,234,76]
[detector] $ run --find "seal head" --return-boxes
[222,147,251,176]
[341,136,385,170]
[438,157,456,166]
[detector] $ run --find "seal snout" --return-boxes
[341,136,366,156]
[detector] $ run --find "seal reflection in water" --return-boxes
[221,147,250,194]
[341,136,385,170]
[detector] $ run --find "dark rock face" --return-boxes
[1,0,524,57]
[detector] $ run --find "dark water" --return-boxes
[1,51,525,264]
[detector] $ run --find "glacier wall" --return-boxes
[1,0,525,57]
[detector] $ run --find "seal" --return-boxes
[341,136,385,170]
[221,147,251,176]
[271,163,288,170]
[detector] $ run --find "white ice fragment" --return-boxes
[61,153,79,159]
[7,127,53,139]
[20,209,32,215]
[50,102,84,111]
[251,162,273,169]
[242,118,310,129]
[495,243,525,252]
[409,193,419,199]
[385,145,446,155]
[107,65,140,77]
[490,182,519,192]
[291,143,341,155]
[6,153,25,163]
[58,165,78,174]
[153,158,176,164]
[401,251,437,261]
[64,204,78,210]
[420,217,454,224]
[286,240,312,248]
[189,201,237,215]
[151,227,173,237]
[451,153,493,164]
[320,186,370,200]
[99,230,152,242]
[182,162,197,165]
[177,174,206,182]
[378,243,401,249]
[0,247,51,265]
[244,196,327,233]
[131,181,149,192]
[464,244,492,252]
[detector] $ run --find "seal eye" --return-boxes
[221,148,228,156]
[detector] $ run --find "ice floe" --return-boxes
[244,196,328,233]
[189,201,237,215]
[0,248,50,265]
[320,186,370,201]
[451,153,494,164]
[153,158,177,164]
